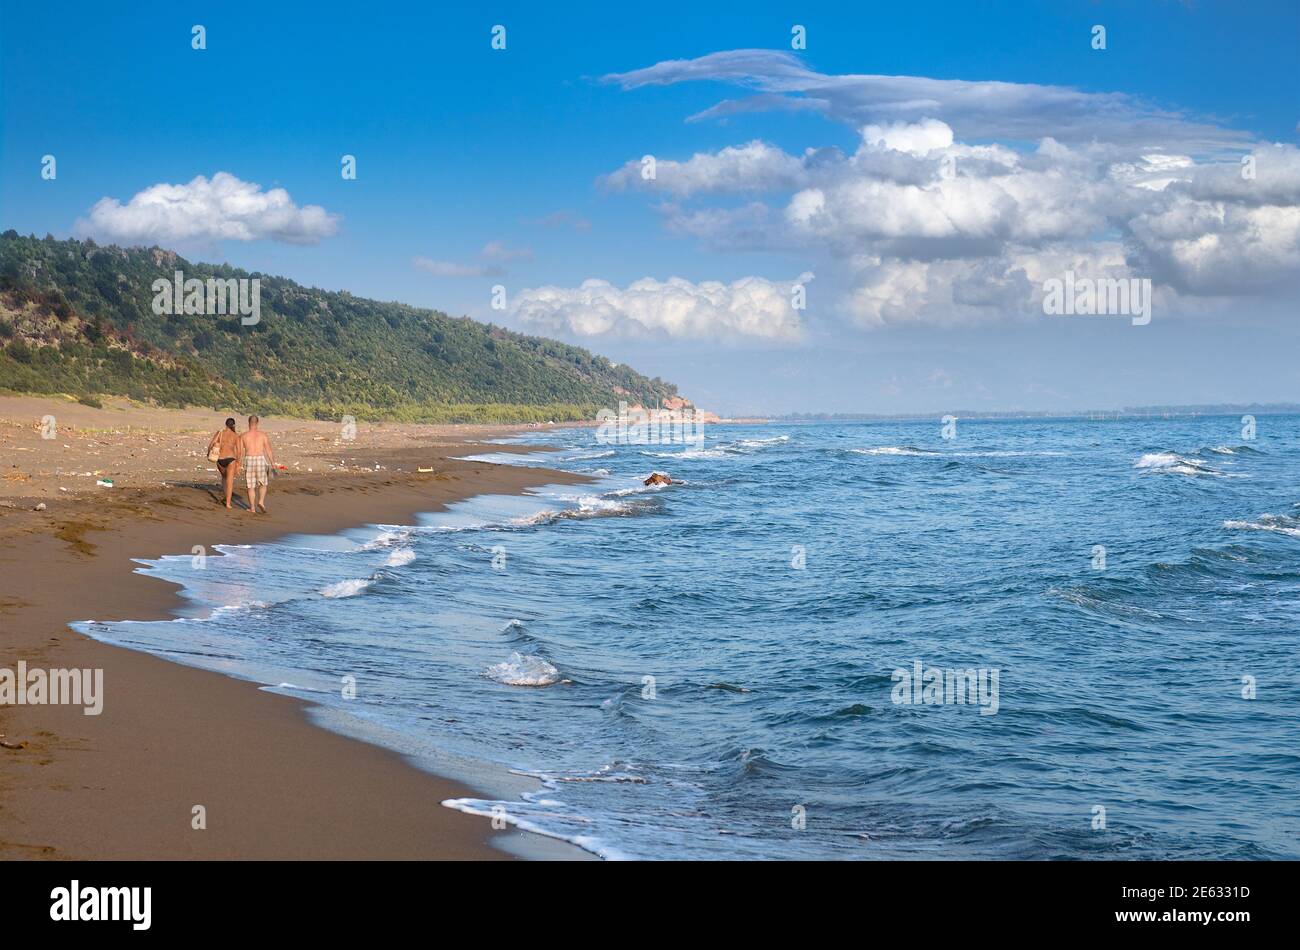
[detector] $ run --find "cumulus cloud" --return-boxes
[511,274,813,341]
[860,119,953,156]
[839,245,1129,327]
[596,62,1300,326]
[76,172,339,245]
[601,141,811,196]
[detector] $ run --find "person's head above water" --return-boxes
[248,415,260,429]
[224,417,236,430]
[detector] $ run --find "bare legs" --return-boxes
[219,462,235,509]
[247,481,268,514]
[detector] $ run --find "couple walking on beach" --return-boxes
[207,415,276,514]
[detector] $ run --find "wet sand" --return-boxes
[0,395,593,859]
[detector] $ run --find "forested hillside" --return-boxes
[0,233,682,422]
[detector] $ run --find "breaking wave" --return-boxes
[1224,513,1300,539]
[485,652,562,687]
[320,577,375,598]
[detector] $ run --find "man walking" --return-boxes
[238,415,276,515]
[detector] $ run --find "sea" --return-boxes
[77,415,1300,859]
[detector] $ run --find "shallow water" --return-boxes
[79,416,1300,859]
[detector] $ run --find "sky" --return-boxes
[2,0,1298,415]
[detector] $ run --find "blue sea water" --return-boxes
[79,416,1300,859]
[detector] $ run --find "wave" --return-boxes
[260,681,328,693]
[561,449,615,461]
[320,576,375,598]
[383,547,416,567]
[852,446,937,457]
[501,618,545,647]
[640,434,789,460]
[485,652,562,687]
[1134,452,1235,477]
[1224,514,1300,539]
[359,527,413,551]
[206,600,270,617]
[512,493,650,526]
[609,481,682,497]
[851,446,1067,458]
[440,795,631,861]
[1198,444,1262,457]
[640,447,730,460]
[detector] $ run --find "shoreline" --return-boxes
[0,396,596,860]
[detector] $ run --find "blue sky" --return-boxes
[3,1,1298,414]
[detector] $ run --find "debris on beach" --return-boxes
[34,502,46,511]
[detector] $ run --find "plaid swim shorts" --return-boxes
[244,454,270,488]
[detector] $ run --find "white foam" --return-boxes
[320,577,375,598]
[852,446,1064,458]
[440,797,631,860]
[384,547,416,567]
[207,600,270,616]
[260,682,326,693]
[362,527,412,550]
[640,447,728,459]
[1224,515,1300,539]
[1134,452,1231,477]
[512,494,636,525]
[609,481,676,497]
[485,652,561,687]
[852,446,935,457]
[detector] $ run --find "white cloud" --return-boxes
[860,119,953,156]
[413,257,503,278]
[511,274,813,341]
[414,241,530,278]
[602,112,1300,324]
[481,240,533,262]
[600,141,809,196]
[76,172,339,245]
[598,52,1300,328]
[603,50,1252,153]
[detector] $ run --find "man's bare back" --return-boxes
[239,416,275,514]
[239,428,271,458]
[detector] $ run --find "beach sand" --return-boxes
[0,394,593,859]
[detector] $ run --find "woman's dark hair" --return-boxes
[225,418,236,429]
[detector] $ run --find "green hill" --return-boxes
[0,232,683,423]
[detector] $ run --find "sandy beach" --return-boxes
[0,394,592,860]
